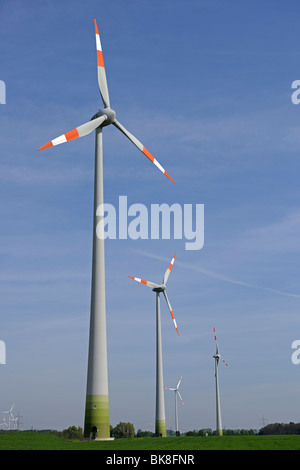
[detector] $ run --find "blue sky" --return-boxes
[1,0,300,432]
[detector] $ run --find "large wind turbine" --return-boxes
[165,376,184,435]
[129,253,178,437]
[38,18,174,439]
[213,328,228,436]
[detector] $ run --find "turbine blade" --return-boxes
[177,391,184,405]
[176,376,183,390]
[113,119,175,183]
[38,115,107,151]
[163,290,179,336]
[128,276,161,289]
[221,357,229,367]
[213,327,219,355]
[165,387,176,391]
[163,253,176,285]
[213,328,228,365]
[94,18,110,108]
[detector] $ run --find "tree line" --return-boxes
[57,424,258,439]
[258,422,300,435]
[30,421,300,439]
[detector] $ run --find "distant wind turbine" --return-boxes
[2,404,14,430]
[38,18,174,439]
[129,253,178,437]
[0,417,8,430]
[213,328,228,436]
[165,376,184,435]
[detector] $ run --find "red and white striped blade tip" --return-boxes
[172,318,179,336]
[163,253,176,284]
[128,276,160,289]
[178,392,184,405]
[176,376,182,388]
[94,18,104,66]
[38,128,80,151]
[213,327,218,342]
[168,253,176,269]
[169,306,179,336]
[113,120,174,183]
[38,116,106,151]
[142,147,175,183]
[163,291,179,336]
[128,276,147,285]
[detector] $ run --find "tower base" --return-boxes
[155,419,166,437]
[84,394,110,439]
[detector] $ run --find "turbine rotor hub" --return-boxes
[91,107,116,127]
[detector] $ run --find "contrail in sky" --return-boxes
[133,249,300,299]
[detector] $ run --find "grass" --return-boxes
[1,432,300,450]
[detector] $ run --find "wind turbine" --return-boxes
[129,253,178,437]
[38,18,174,439]
[2,404,14,430]
[10,410,20,431]
[0,417,8,430]
[165,376,184,436]
[213,328,228,436]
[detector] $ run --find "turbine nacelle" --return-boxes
[152,284,166,293]
[91,107,116,126]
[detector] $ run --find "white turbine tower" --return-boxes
[38,18,174,439]
[213,328,228,436]
[129,253,179,437]
[165,376,184,436]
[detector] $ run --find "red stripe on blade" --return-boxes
[142,147,154,162]
[97,50,104,67]
[65,128,79,141]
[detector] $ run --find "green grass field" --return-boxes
[1,432,300,450]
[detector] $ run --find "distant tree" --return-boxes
[259,422,300,435]
[112,422,135,438]
[185,430,198,436]
[62,426,83,440]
